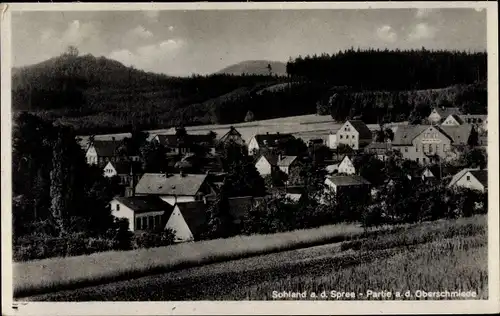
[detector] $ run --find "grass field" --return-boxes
[18,215,487,301]
[14,222,400,298]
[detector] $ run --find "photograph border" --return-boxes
[1,2,498,315]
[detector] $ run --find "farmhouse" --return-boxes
[85,140,123,166]
[110,196,173,232]
[134,172,215,205]
[428,107,463,124]
[448,169,488,192]
[247,132,296,156]
[254,154,299,176]
[329,120,372,150]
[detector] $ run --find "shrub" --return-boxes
[133,229,176,249]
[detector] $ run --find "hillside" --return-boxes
[216,60,287,76]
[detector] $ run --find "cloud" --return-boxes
[61,20,99,46]
[128,25,154,40]
[376,25,397,43]
[108,39,185,73]
[408,23,437,41]
[143,11,160,22]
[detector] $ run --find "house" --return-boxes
[428,107,463,124]
[324,175,371,196]
[103,161,142,187]
[217,126,245,147]
[337,155,356,175]
[448,169,488,192]
[247,132,295,156]
[421,167,438,182]
[329,120,373,150]
[164,201,208,242]
[459,114,488,132]
[255,154,299,176]
[441,114,465,126]
[391,125,473,164]
[152,132,216,155]
[134,172,215,205]
[110,196,173,232]
[364,142,392,161]
[85,140,123,166]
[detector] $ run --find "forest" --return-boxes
[11,48,487,134]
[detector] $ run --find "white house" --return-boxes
[329,120,373,150]
[255,154,299,177]
[337,156,356,175]
[441,114,464,126]
[428,107,462,124]
[110,196,173,232]
[85,140,122,166]
[448,169,488,192]
[421,167,436,180]
[324,175,371,195]
[134,172,214,205]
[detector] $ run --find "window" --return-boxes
[404,147,408,153]
[142,217,148,229]
[416,158,420,163]
[116,204,120,211]
[416,146,419,152]
[148,216,154,230]
[423,158,427,163]
[155,215,161,229]
[136,218,142,230]
[340,135,343,139]
[466,176,471,181]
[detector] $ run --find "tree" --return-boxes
[65,45,79,57]
[353,154,387,186]
[112,218,133,251]
[460,147,487,169]
[244,110,255,122]
[202,189,235,239]
[267,63,273,76]
[139,141,167,172]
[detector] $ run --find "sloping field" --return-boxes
[17,216,486,301]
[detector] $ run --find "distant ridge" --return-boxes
[216,60,287,76]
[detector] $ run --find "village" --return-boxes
[81,106,488,243]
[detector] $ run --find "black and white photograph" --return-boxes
[1,2,498,315]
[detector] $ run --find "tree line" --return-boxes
[286,48,486,90]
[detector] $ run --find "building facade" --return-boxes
[330,120,373,150]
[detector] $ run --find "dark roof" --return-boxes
[174,201,208,237]
[392,125,429,145]
[440,125,473,145]
[469,170,488,187]
[327,175,371,186]
[346,120,373,140]
[90,140,121,157]
[447,114,465,124]
[254,133,295,147]
[277,156,298,167]
[154,134,215,147]
[114,196,172,214]
[135,173,208,196]
[219,127,243,142]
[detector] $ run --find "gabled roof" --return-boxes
[173,201,208,237]
[443,114,465,125]
[469,170,488,188]
[135,173,208,196]
[339,120,372,139]
[326,175,371,186]
[392,125,429,145]
[114,196,173,214]
[219,126,243,142]
[448,168,487,188]
[433,107,462,118]
[440,125,473,145]
[253,133,295,147]
[89,140,122,157]
[277,156,298,167]
[154,134,215,147]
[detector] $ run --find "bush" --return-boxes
[133,230,176,249]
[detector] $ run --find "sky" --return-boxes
[11,8,487,77]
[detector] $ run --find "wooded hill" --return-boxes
[12,48,487,134]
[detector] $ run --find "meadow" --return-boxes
[14,221,397,298]
[18,215,487,301]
